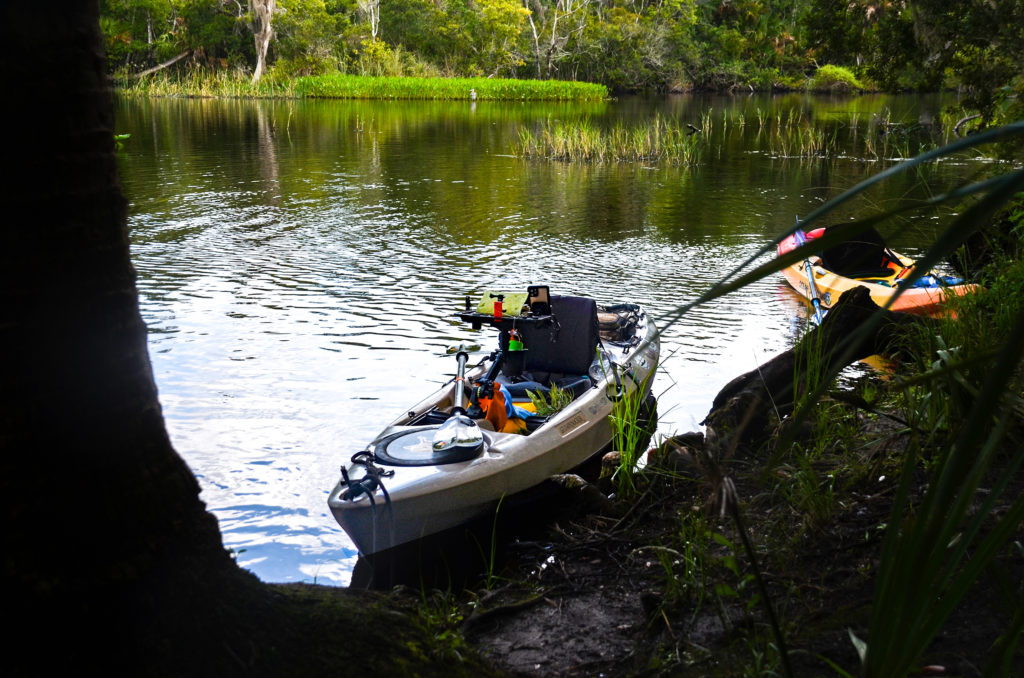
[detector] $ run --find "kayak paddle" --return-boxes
[794,224,827,325]
[431,345,484,456]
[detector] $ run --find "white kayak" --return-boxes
[328,288,660,556]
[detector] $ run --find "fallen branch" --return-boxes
[126,51,191,79]
[462,588,563,635]
[953,114,981,138]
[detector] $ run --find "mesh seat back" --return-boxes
[518,295,599,377]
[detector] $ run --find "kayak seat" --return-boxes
[840,267,897,280]
[516,294,600,378]
[819,226,896,278]
[501,294,599,406]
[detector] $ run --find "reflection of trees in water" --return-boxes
[114,95,987,252]
[255,103,280,206]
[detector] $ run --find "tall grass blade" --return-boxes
[865,304,1024,676]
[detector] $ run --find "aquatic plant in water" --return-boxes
[517,115,703,166]
[294,74,608,101]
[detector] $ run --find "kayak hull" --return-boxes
[780,260,977,314]
[329,305,660,556]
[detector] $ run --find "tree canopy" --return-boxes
[100,0,1022,113]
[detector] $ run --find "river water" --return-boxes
[115,92,982,586]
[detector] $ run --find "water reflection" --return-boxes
[115,93,985,586]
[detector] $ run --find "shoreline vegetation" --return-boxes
[103,1,1022,126]
[115,65,870,102]
[118,71,611,101]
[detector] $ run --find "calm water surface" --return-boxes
[115,93,982,585]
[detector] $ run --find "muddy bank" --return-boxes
[442,289,1024,676]
[461,433,1021,676]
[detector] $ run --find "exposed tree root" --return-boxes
[702,286,932,453]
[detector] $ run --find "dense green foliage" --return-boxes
[803,0,1024,123]
[101,0,1023,114]
[808,64,862,93]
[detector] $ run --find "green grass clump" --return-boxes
[607,366,658,499]
[808,65,865,93]
[293,74,608,101]
[518,115,704,165]
[526,384,573,417]
[117,70,607,102]
[118,68,298,98]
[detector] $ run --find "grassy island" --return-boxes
[118,71,608,101]
[294,74,608,101]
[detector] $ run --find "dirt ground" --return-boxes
[438,422,1024,677]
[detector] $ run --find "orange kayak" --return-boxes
[778,228,978,315]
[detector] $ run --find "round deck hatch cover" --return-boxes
[373,427,485,466]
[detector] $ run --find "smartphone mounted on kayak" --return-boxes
[527,285,550,315]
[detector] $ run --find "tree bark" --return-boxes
[1,4,494,676]
[702,286,932,453]
[250,0,276,83]
[358,0,381,41]
[527,10,543,79]
[2,3,244,669]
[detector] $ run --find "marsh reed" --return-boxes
[118,70,608,101]
[118,68,298,98]
[295,74,608,100]
[517,115,704,165]
[697,106,937,161]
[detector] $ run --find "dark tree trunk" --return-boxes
[1,4,279,672]
[1,4,495,676]
[702,287,932,452]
